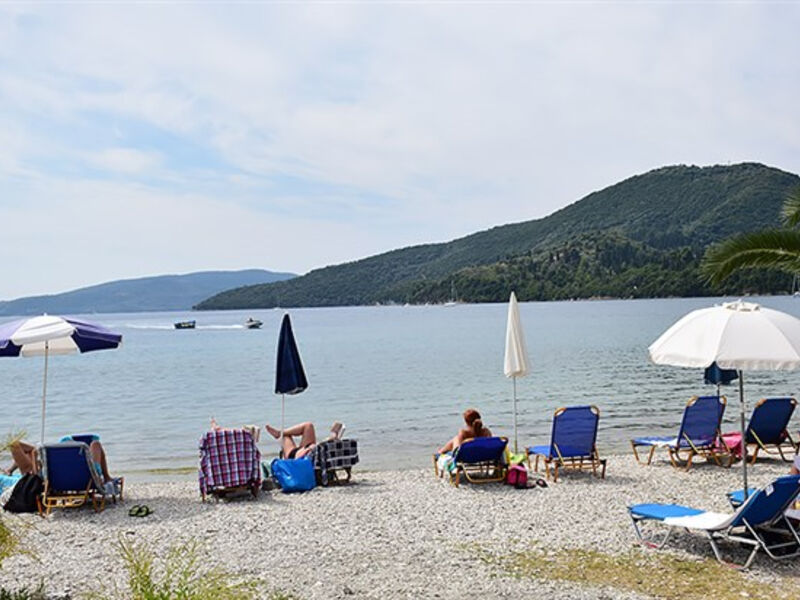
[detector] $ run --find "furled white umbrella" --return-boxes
[0,315,122,444]
[649,300,800,497]
[504,291,530,453]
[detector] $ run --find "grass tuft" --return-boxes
[0,430,26,455]
[88,537,261,600]
[0,518,22,568]
[483,546,800,600]
[0,584,46,600]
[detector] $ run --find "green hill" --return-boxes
[195,163,800,309]
[0,269,296,316]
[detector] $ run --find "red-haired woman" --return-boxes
[438,408,492,455]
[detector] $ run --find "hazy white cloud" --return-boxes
[0,2,798,298]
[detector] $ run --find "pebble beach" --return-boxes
[1,455,799,599]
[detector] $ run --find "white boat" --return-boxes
[244,318,263,329]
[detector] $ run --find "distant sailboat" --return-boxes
[443,281,459,307]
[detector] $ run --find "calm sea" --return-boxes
[3,296,800,481]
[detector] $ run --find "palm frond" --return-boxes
[782,187,800,227]
[701,229,800,284]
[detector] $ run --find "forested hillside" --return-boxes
[196,163,800,309]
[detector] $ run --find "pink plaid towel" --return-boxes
[198,429,261,496]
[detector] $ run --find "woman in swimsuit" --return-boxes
[265,421,344,459]
[438,408,492,455]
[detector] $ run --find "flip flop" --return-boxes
[138,505,152,517]
[535,478,548,488]
[128,505,142,517]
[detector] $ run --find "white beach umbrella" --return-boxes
[649,300,800,497]
[504,291,530,453]
[0,315,123,444]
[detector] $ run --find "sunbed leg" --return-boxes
[631,441,642,464]
[749,446,759,465]
[552,462,559,483]
[684,452,694,472]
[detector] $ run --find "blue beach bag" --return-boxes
[270,458,316,493]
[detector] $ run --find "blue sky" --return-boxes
[1,2,798,299]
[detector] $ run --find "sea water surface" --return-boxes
[3,296,800,480]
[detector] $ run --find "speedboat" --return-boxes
[174,320,196,330]
[244,318,263,330]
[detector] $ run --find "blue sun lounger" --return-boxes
[526,405,606,482]
[741,397,798,464]
[433,436,508,487]
[39,441,123,515]
[630,395,728,470]
[629,475,800,569]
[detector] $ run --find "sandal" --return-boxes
[128,505,153,517]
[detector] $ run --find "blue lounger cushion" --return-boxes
[629,504,705,521]
[527,444,596,458]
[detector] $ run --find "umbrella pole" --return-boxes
[513,376,518,454]
[739,371,748,500]
[281,393,285,442]
[40,342,49,445]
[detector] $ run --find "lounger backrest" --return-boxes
[730,475,800,528]
[454,437,508,464]
[549,405,600,458]
[41,441,104,493]
[677,395,725,448]
[745,397,796,444]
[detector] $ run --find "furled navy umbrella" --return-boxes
[274,313,308,435]
[0,315,122,443]
[704,361,738,397]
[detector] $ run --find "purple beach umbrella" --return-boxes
[0,315,122,443]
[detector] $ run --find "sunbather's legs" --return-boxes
[89,441,112,482]
[6,441,37,475]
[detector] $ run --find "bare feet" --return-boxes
[265,424,282,439]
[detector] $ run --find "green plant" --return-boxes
[0,517,21,568]
[88,537,260,600]
[0,583,46,600]
[703,187,800,283]
[0,430,27,454]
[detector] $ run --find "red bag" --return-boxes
[505,464,528,489]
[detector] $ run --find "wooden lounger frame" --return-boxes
[432,437,509,487]
[38,477,124,516]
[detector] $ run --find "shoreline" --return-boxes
[1,455,798,599]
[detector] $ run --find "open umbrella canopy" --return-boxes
[649,300,800,371]
[0,315,122,443]
[0,315,122,357]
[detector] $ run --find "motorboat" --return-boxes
[244,318,263,330]
[174,320,196,330]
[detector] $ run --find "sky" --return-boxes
[1,3,798,300]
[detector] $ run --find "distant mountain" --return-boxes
[195,163,800,309]
[0,269,296,316]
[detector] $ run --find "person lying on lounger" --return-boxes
[438,408,492,455]
[265,421,344,459]
[4,436,115,484]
